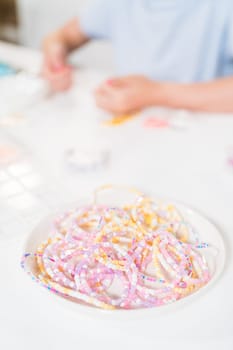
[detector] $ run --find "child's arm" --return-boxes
[42,19,89,91]
[159,78,233,114]
[95,76,233,114]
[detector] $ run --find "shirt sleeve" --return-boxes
[79,0,116,40]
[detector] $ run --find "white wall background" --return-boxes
[17,0,114,70]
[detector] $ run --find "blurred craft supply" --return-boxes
[227,147,233,169]
[228,156,233,168]
[103,110,191,128]
[0,62,17,77]
[65,148,109,172]
[143,117,170,129]
[103,113,138,126]
[143,111,191,130]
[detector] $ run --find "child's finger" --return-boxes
[42,64,73,91]
[42,64,70,81]
[96,77,129,93]
[51,70,73,90]
[95,90,115,110]
[95,82,127,97]
[106,77,131,87]
[52,78,72,91]
[95,89,128,114]
[44,42,68,72]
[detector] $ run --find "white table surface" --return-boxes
[0,42,233,350]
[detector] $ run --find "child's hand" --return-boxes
[94,76,162,114]
[42,35,73,92]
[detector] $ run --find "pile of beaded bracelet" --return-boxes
[21,188,212,310]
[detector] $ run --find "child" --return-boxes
[42,0,233,114]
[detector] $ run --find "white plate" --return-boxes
[22,197,226,319]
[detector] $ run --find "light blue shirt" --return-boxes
[79,0,233,82]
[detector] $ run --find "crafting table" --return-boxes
[0,41,233,350]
